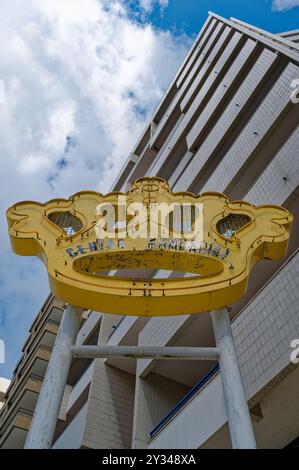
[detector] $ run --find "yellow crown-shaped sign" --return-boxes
[7,177,293,316]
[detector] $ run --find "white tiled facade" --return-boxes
[201,63,299,194]
[246,127,299,205]
[1,12,299,449]
[234,251,299,399]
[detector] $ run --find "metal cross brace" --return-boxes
[71,345,220,360]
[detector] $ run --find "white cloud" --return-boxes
[0,0,190,377]
[272,0,299,11]
[0,80,5,104]
[139,0,169,12]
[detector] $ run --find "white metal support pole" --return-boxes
[71,345,219,361]
[211,308,257,449]
[24,304,82,449]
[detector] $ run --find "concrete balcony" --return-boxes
[23,311,62,354]
[107,316,148,347]
[66,362,94,413]
[0,409,32,449]
[105,314,149,376]
[5,346,51,403]
[26,295,63,342]
[52,402,88,449]
[67,314,101,387]
[26,319,59,353]
[0,375,41,441]
[12,317,60,383]
[76,312,102,346]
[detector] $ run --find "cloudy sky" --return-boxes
[0,0,298,378]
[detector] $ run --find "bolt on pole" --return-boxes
[211,308,257,449]
[24,305,82,449]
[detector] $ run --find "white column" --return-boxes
[211,308,257,449]
[25,304,82,449]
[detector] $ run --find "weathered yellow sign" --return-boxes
[7,177,293,316]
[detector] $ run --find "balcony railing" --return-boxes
[150,363,220,439]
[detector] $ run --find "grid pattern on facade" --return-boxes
[137,315,191,376]
[201,63,299,193]
[185,38,259,149]
[152,25,232,148]
[48,211,83,236]
[216,214,251,239]
[179,26,233,113]
[246,127,299,206]
[174,49,277,191]
[233,251,299,399]
[175,18,218,89]
[149,31,244,176]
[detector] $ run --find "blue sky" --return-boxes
[142,0,299,37]
[0,0,298,379]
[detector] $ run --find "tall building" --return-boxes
[1,12,299,449]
